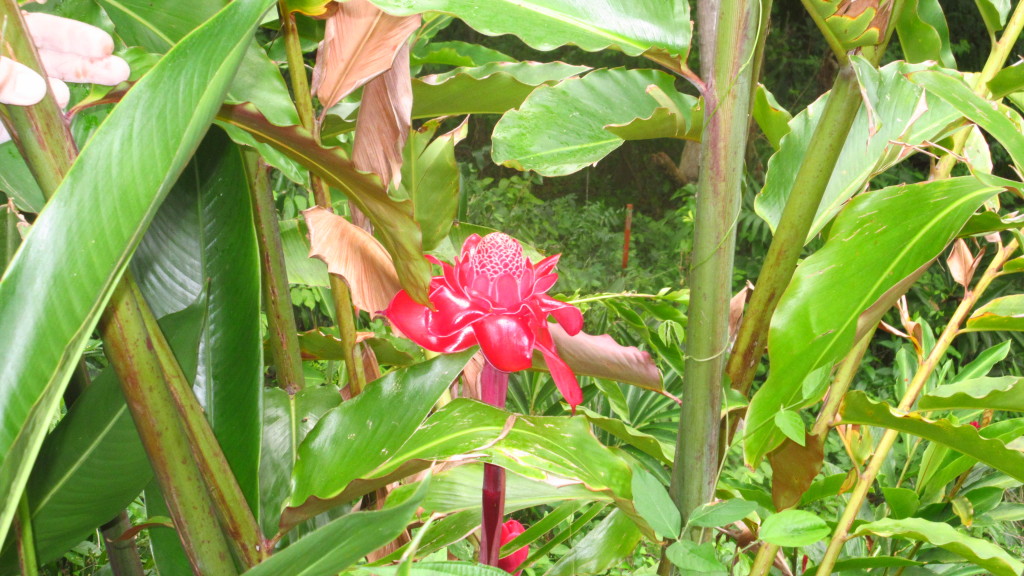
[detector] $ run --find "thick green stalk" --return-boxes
[810,326,874,437]
[726,65,861,402]
[814,239,1018,576]
[246,153,305,393]
[15,494,38,576]
[0,0,77,192]
[100,281,239,576]
[277,0,367,393]
[101,512,145,576]
[669,0,761,539]
[748,541,779,576]
[0,7,261,568]
[141,290,268,568]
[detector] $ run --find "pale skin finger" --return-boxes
[0,56,47,106]
[22,12,115,59]
[37,49,129,86]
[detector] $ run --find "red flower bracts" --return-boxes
[497,519,528,575]
[385,233,585,409]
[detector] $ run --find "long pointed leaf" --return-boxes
[0,0,276,549]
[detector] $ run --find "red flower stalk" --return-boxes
[497,519,528,575]
[385,232,584,409]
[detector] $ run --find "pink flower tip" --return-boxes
[384,232,585,410]
[497,519,528,575]
[969,420,981,429]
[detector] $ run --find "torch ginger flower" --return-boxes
[385,232,585,409]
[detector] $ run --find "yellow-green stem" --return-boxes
[101,511,145,576]
[811,327,875,437]
[814,239,1018,576]
[747,542,779,576]
[16,493,38,576]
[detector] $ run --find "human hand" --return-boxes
[1,12,129,141]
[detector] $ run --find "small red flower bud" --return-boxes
[497,519,528,575]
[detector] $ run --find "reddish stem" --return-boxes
[479,362,509,567]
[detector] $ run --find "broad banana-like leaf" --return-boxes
[367,0,691,64]
[744,177,1002,465]
[896,0,956,68]
[0,0,275,550]
[492,68,699,176]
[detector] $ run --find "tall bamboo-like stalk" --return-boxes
[669,0,762,538]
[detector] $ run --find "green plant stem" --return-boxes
[668,0,761,545]
[0,0,77,193]
[814,239,1018,576]
[1,5,259,569]
[100,280,239,576]
[726,64,861,403]
[101,511,146,576]
[277,0,367,393]
[141,284,268,568]
[15,493,38,576]
[748,541,779,576]
[246,153,305,393]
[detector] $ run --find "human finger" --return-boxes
[38,50,130,86]
[23,12,115,59]
[49,78,70,109]
[0,56,47,106]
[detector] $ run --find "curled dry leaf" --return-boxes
[303,205,401,315]
[353,42,413,188]
[718,522,794,576]
[533,323,666,397]
[769,433,825,511]
[311,0,421,110]
[729,280,754,343]
[947,238,983,289]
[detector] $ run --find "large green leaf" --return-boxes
[853,517,1024,576]
[896,0,956,68]
[259,386,342,539]
[759,510,830,547]
[841,390,1024,482]
[546,509,641,576]
[368,0,691,62]
[910,68,1024,170]
[97,0,223,51]
[131,130,263,510]
[218,102,431,301]
[755,59,960,240]
[492,68,699,176]
[243,479,431,576]
[285,352,474,528]
[0,0,275,550]
[397,119,465,252]
[0,143,44,212]
[744,177,1002,465]
[920,376,1024,411]
[964,295,1024,332]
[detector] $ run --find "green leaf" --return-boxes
[964,295,1024,332]
[285,352,474,528]
[952,340,1012,382]
[398,118,465,252]
[881,487,920,519]
[807,0,890,50]
[0,0,276,550]
[412,61,590,119]
[896,0,956,68]
[131,130,263,509]
[631,468,680,540]
[666,541,728,576]
[752,84,792,150]
[920,376,1024,411]
[279,219,330,287]
[774,410,806,447]
[975,0,1011,35]
[745,177,1001,465]
[987,62,1024,99]
[546,509,642,576]
[759,510,830,547]
[97,0,223,51]
[841,390,1024,482]
[959,210,1024,237]
[355,564,508,576]
[492,68,699,176]
[413,40,511,67]
[910,69,1024,171]
[259,386,342,538]
[0,143,44,212]
[853,517,1024,576]
[687,499,759,528]
[755,60,960,240]
[367,0,691,61]
[582,408,673,464]
[219,102,431,302]
[242,478,431,576]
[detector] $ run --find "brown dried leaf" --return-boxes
[947,238,983,289]
[729,281,754,343]
[311,0,420,110]
[769,433,825,511]
[303,205,401,315]
[352,41,413,188]
[534,323,665,395]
